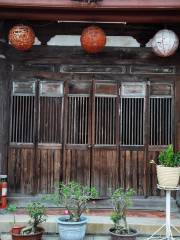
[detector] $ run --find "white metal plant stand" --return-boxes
[147,185,180,240]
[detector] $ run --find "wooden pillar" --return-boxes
[0,46,11,174]
[175,77,180,151]
[175,76,180,206]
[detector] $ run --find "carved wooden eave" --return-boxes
[1,0,180,23]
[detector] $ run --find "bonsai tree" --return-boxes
[47,181,98,222]
[110,188,135,235]
[20,202,46,235]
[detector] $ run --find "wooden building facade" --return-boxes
[0,0,180,201]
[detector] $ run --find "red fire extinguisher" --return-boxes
[0,175,7,209]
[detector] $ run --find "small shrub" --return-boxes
[111,188,135,234]
[158,145,180,167]
[45,181,98,222]
[21,202,46,234]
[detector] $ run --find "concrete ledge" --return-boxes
[0,214,180,236]
[8,195,179,212]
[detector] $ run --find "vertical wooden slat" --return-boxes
[121,98,144,145]
[95,96,116,145]
[149,97,172,146]
[8,148,34,194]
[39,96,63,143]
[67,96,89,144]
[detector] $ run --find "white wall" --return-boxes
[40,35,140,47]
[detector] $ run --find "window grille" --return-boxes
[10,81,174,147]
[149,84,173,146]
[39,82,64,143]
[10,82,35,143]
[95,97,116,145]
[149,97,172,145]
[121,83,145,146]
[121,98,144,145]
[67,96,89,144]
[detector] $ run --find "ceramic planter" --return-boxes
[157,165,180,187]
[11,227,44,240]
[11,226,24,235]
[57,216,87,240]
[109,228,138,240]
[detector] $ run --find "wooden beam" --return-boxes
[1,8,180,23]
[0,1,180,23]
[0,0,180,10]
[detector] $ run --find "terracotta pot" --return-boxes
[11,226,24,234]
[157,165,180,187]
[12,227,44,240]
[109,228,138,240]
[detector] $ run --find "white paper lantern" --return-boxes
[152,29,179,57]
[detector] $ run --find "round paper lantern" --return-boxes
[8,25,35,51]
[152,29,179,57]
[80,26,106,53]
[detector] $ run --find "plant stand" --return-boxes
[147,185,180,240]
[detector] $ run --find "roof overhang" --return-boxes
[1,0,180,23]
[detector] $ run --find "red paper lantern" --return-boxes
[80,26,106,53]
[8,25,35,51]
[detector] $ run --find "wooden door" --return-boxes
[63,81,91,186]
[8,81,36,193]
[8,81,64,194]
[8,78,174,197]
[91,82,119,197]
[119,82,147,196]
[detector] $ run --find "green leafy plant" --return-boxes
[151,145,180,167]
[110,188,135,235]
[21,202,46,234]
[46,181,98,222]
[27,202,46,230]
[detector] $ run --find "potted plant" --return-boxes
[7,204,24,234]
[11,201,46,240]
[47,181,98,240]
[150,145,180,187]
[109,188,138,240]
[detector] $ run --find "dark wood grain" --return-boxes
[1,1,180,23]
[92,149,118,197]
[63,149,90,186]
[8,147,34,193]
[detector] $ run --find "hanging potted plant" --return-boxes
[11,202,46,240]
[150,145,180,187]
[109,188,138,240]
[47,181,98,240]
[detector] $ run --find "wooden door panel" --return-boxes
[37,148,62,193]
[120,150,145,195]
[92,149,118,197]
[8,147,34,194]
[63,149,90,186]
[148,151,160,196]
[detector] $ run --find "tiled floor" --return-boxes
[0,234,110,240]
[1,234,149,240]
[45,235,111,240]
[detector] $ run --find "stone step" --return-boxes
[0,214,180,236]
